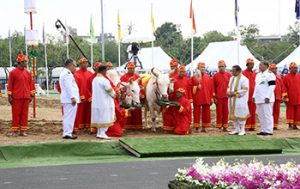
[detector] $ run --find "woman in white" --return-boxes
[227,65,250,136]
[91,65,116,139]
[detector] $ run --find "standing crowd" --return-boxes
[6,53,300,139]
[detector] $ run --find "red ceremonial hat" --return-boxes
[105,62,113,67]
[246,58,254,64]
[79,57,88,64]
[176,88,186,94]
[170,59,179,67]
[269,63,277,69]
[93,62,101,69]
[178,65,185,71]
[218,60,226,67]
[289,62,298,68]
[127,62,136,68]
[16,54,28,63]
[198,62,206,68]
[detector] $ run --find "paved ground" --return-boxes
[0,154,300,189]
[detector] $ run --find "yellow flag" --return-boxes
[117,10,122,41]
[151,4,156,33]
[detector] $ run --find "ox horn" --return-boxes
[151,67,159,78]
[137,76,145,83]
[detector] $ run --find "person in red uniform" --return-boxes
[163,65,191,131]
[242,58,257,131]
[172,88,192,135]
[282,62,300,130]
[120,62,143,129]
[171,65,192,100]
[190,62,213,132]
[163,59,179,131]
[269,63,283,130]
[73,57,93,133]
[86,62,102,134]
[169,59,179,78]
[106,87,128,137]
[212,60,231,131]
[7,54,35,136]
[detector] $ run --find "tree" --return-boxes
[285,21,300,46]
[155,22,183,61]
[203,31,233,43]
[239,24,259,46]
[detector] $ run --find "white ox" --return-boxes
[145,68,174,131]
[106,69,142,106]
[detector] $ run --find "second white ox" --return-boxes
[106,69,142,107]
[145,68,174,131]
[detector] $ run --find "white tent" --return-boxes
[277,46,300,71]
[186,41,260,71]
[117,46,172,72]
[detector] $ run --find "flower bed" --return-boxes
[169,158,300,189]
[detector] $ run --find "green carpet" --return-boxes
[0,141,134,169]
[1,137,300,169]
[119,136,283,157]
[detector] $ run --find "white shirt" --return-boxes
[91,74,115,127]
[59,68,80,104]
[253,69,276,104]
[227,74,250,120]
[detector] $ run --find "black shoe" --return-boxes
[256,132,265,135]
[265,133,273,136]
[62,135,78,140]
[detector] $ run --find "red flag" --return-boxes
[192,10,196,33]
[189,0,193,18]
[189,0,196,33]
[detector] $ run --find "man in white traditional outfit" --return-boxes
[253,61,276,136]
[91,65,116,140]
[228,65,250,136]
[59,59,80,139]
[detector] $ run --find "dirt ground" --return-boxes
[0,96,299,145]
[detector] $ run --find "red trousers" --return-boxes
[216,98,228,128]
[286,104,300,125]
[273,100,281,129]
[106,122,123,137]
[11,99,30,132]
[74,102,91,133]
[245,101,256,129]
[193,104,211,128]
[124,108,142,129]
[163,107,176,131]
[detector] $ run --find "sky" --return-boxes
[0,0,298,41]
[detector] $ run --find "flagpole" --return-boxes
[118,41,121,67]
[100,0,105,62]
[91,43,93,64]
[44,42,49,96]
[43,24,49,96]
[8,29,12,67]
[278,0,281,38]
[24,26,28,58]
[235,0,240,66]
[191,32,194,71]
[237,29,240,66]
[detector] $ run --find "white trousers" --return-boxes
[97,127,108,137]
[256,103,274,134]
[233,120,246,133]
[62,103,77,137]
